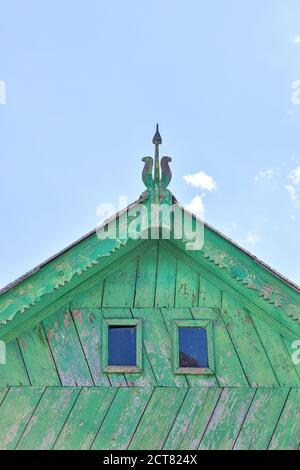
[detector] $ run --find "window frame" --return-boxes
[102,319,142,373]
[173,320,215,375]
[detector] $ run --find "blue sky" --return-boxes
[0,0,300,288]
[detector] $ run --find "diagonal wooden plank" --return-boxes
[199,387,255,450]
[252,317,300,387]
[18,323,60,386]
[268,388,300,449]
[43,307,94,386]
[132,308,187,387]
[179,387,222,450]
[0,387,44,450]
[163,387,218,449]
[129,387,186,450]
[54,387,116,450]
[17,387,80,450]
[234,387,289,449]
[92,387,152,450]
[71,307,110,386]
[220,294,278,386]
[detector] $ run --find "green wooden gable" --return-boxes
[0,126,300,450]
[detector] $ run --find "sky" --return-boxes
[0,0,300,289]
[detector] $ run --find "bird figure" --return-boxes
[142,156,154,190]
[160,156,172,190]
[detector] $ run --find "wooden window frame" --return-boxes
[173,320,215,375]
[102,319,142,373]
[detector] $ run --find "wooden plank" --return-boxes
[102,258,137,307]
[252,316,300,386]
[43,307,94,386]
[71,281,103,308]
[269,388,300,449]
[155,245,176,307]
[199,388,255,450]
[132,308,187,387]
[0,340,30,386]
[0,387,44,450]
[54,387,116,450]
[234,388,289,449]
[134,242,157,307]
[0,387,8,405]
[18,324,60,386]
[199,276,222,308]
[17,387,80,450]
[71,307,110,386]
[129,387,186,450]
[191,308,249,387]
[220,293,278,386]
[179,387,222,450]
[102,308,156,387]
[175,260,199,307]
[161,308,217,387]
[92,387,152,450]
[163,387,218,449]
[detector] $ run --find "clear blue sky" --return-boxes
[1,0,300,288]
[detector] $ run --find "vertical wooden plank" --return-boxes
[199,388,255,450]
[129,387,186,450]
[132,308,187,387]
[102,258,137,307]
[155,245,176,307]
[17,387,80,450]
[0,340,30,386]
[102,308,156,387]
[199,276,222,308]
[162,307,217,387]
[134,243,158,307]
[18,324,60,386]
[234,388,289,450]
[92,387,152,450]
[54,387,117,450]
[0,387,44,450]
[71,281,103,308]
[175,260,199,307]
[268,388,300,449]
[220,294,278,386]
[43,307,94,386]
[191,308,249,387]
[71,307,110,386]
[252,316,300,386]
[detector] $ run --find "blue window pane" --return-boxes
[108,326,136,366]
[179,327,208,368]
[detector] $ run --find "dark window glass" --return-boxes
[108,326,136,366]
[179,327,208,368]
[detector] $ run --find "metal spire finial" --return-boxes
[153,123,161,182]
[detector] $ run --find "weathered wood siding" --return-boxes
[1,241,299,388]
[0,386,299,450]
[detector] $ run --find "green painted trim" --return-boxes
[173,320,215,375]
[102,319,143,374]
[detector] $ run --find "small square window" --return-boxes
[173,320,214,375]
[102,319,142,373]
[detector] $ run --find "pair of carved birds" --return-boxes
[142,156,172,191]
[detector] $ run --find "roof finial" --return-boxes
[153,123,161,182]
